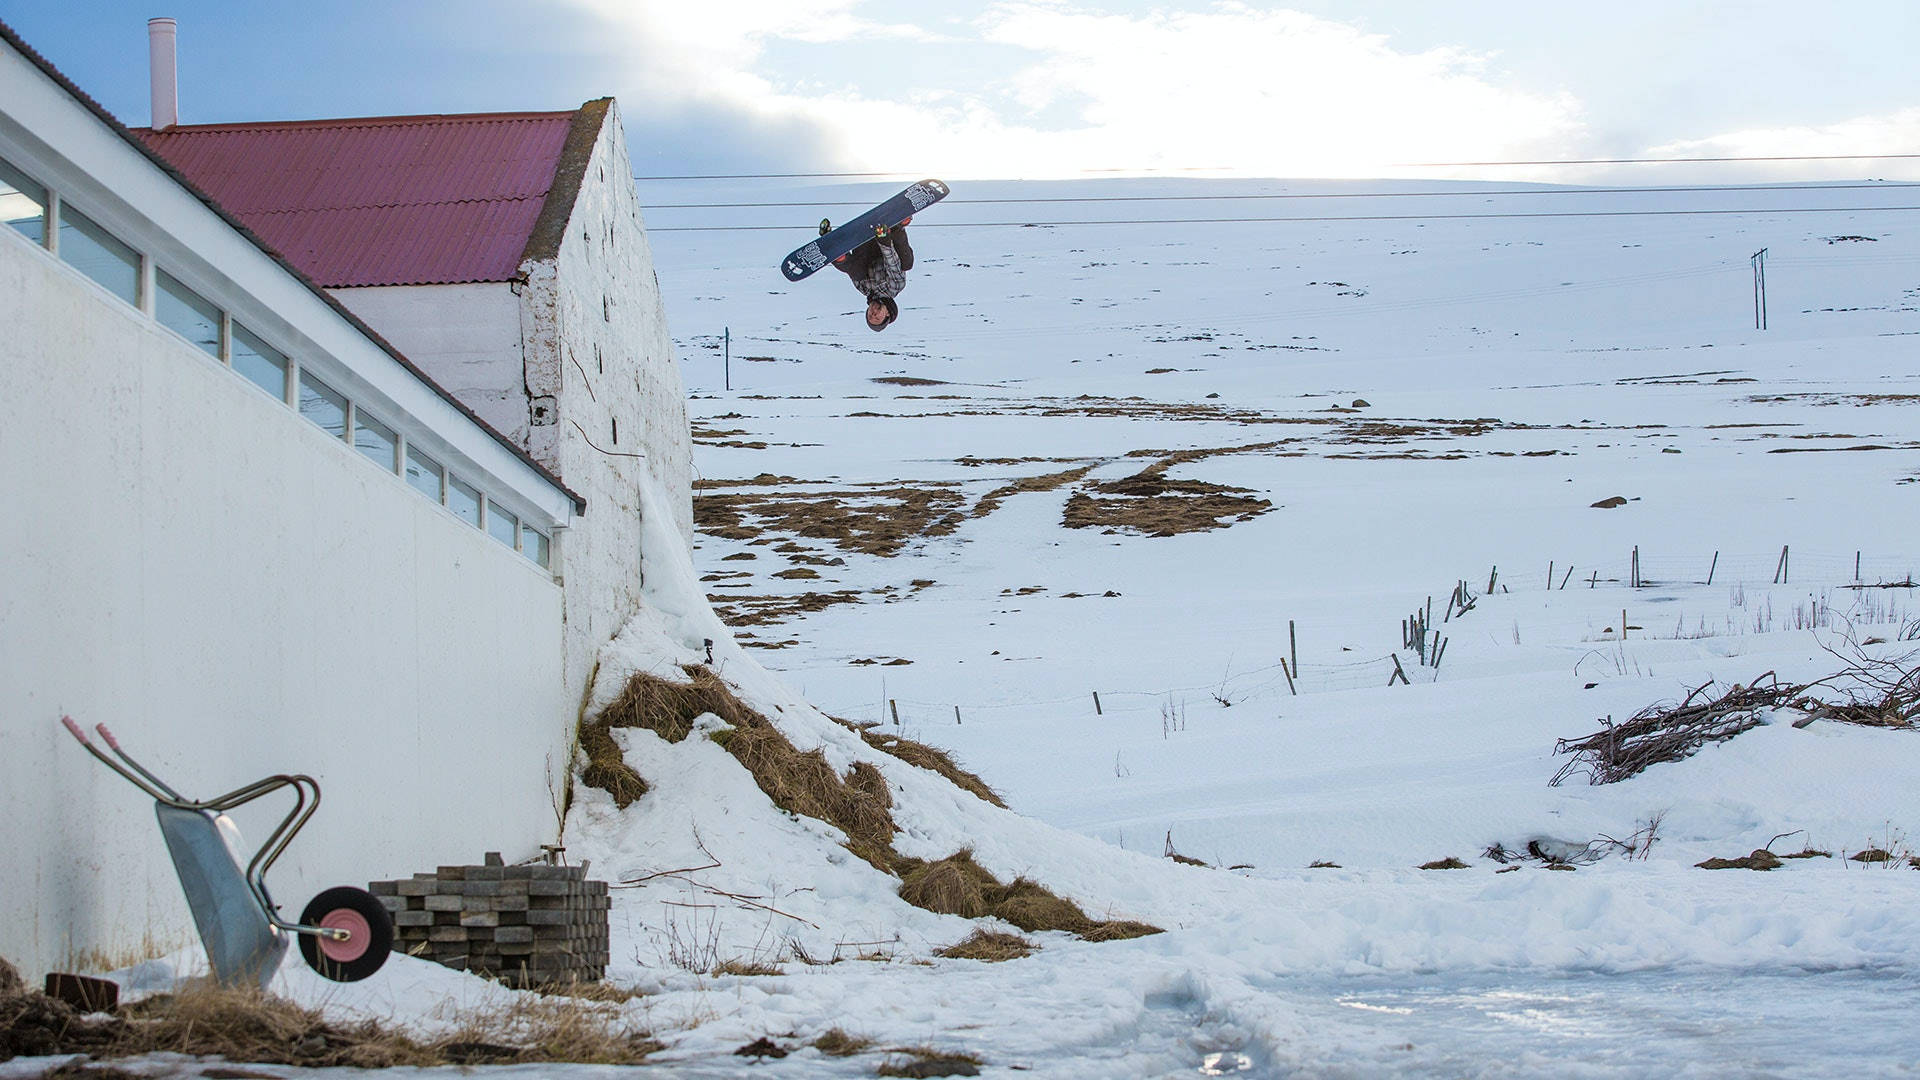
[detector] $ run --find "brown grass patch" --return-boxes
[937,930,1035,962]
[695,485,965,557]
[1078,920,1164,942]
[1,984,661,1068]
[877,1046,985,1077]
[708,590,864,628]
[1697,850,1783,871]
[815,1027,875,1056]
[872,376,949,386]
[891,851,1160,941]
[896,852,994,918]
[1419,857,1469,870]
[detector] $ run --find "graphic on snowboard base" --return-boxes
[782,179,949,282]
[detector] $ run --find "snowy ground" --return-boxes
[21,178,1920,1077]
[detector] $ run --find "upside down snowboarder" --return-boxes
[779,179,950,332]
[831,220,913,332]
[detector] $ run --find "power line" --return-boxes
[1401,152,1920,168]
[643,181,1920,211]
[648,203,1920,233]
[634,151,1920,183]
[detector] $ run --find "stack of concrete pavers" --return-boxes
[369,853,610,987]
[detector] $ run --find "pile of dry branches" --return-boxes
[1552,645,1920,786]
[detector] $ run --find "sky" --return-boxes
[5,1,1919,183]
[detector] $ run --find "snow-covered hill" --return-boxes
[38,179,1920,1078]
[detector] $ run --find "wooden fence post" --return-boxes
[1092,692,1102,716]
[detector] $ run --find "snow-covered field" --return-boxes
[21,178,1920,1078]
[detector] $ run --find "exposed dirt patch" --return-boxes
[872,376,949,386]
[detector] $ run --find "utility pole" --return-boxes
[1750,248,1768,330]
[723,326,731,391]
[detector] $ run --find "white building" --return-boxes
[0,19,688,978]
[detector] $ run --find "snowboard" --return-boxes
[781,179,950,282]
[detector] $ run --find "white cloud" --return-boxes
[1648,107,1920,177]
[562,1,1589,177]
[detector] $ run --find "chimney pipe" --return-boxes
[148,18,178,131]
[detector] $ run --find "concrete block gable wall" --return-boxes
[517,98,693,710]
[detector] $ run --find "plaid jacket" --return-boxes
[832,226,913,300]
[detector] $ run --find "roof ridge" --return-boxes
[234,195,552,213]
[134,110,578,133]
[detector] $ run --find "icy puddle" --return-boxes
[1239,969,1920,1077]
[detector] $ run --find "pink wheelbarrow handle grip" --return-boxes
[94,724,121,751]
[61,716,90,745]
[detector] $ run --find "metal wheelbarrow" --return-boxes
[62,717,393,985]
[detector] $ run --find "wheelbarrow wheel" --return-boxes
[298,886,393,982]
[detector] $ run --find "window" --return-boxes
[0,155,47,246]
[298,370,348,439]
[447,476,481,527]
[486,500,518,548]
[59,207,140,305]
[521,524,551,569]
[230,322,288,399]
[156,270,221,357]
[405,444,444,502]
[354,410,398,471]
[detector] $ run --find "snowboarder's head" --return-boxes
[866,296,898,332]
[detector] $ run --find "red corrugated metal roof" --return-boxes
[137,111,577,287]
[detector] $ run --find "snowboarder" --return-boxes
[824,217,914,331]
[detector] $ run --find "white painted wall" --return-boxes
[332,283,529,445]
[521,101,695,714]
[0,232,570,979]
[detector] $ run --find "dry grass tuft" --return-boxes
[891,853,1160,941]
[854,729,1007,808]
[936,930,1035,962]
[877,1046,985,1077]
[1077,920,1165,942]
[896,852,993,918]
[711,959,783,977]
[1697,850,1782,871]
[598,665,757,743]
[1419,857,1469,870]
[989,877,1095,934]
[814,1027,875,1056]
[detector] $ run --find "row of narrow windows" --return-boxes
[0,152,551,569]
